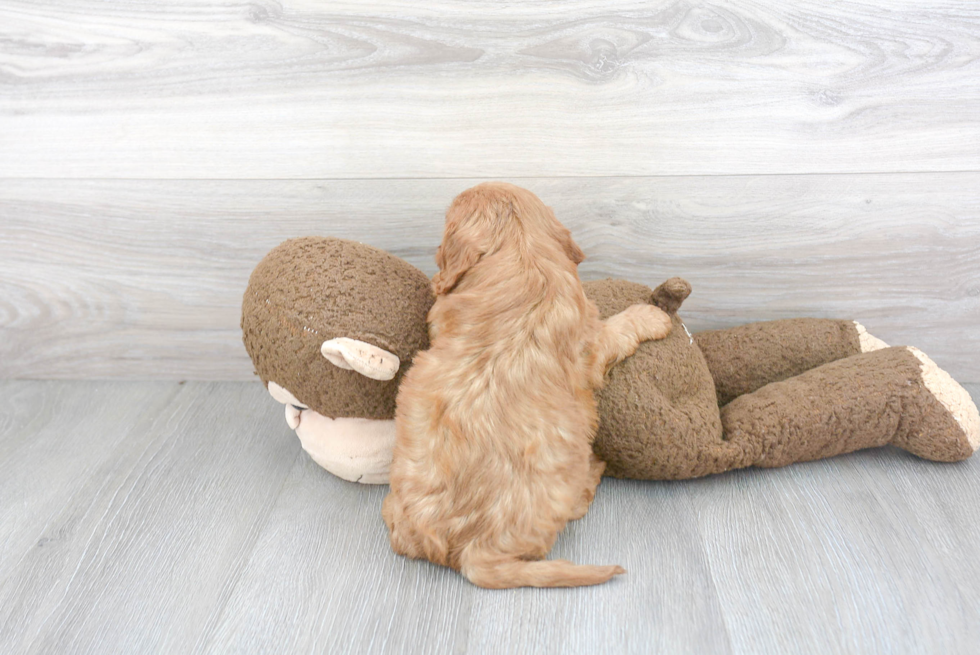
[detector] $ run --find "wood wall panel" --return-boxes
[2,174,977,381]
[1,1,978,178]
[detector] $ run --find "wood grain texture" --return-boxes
[0,381,298,655]
[1,0,978,178]
[202,459,472,655]
[0,381,181,567]
[689,453,980,654]
[2,174,978,381]
[0,381,979,654]
[461,481,733,655]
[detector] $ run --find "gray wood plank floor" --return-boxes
[2,380,979,654]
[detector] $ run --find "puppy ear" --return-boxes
[432,201,488,295]
[432,236,483,295]
[563,232,585,265]
[550,219,584,265]
[537,203,584,265]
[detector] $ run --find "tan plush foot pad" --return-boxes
[907,347,980,456]
[853,321,890,352]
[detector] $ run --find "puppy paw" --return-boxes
[626,303,672,342]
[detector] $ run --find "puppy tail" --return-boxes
[460,550,625,589]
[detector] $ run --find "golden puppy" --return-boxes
[382,183,671,588]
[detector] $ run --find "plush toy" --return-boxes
[241,237,979,483]
[241,236,431,483]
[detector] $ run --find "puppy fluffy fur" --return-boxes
[382,183,671,588]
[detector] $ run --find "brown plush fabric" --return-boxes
[720,346,975,470]
[242,239,978,479]
[584,278,724,479]
[241,237,434,419]
[585,279,976,479]
[695,319,863,406]
[650,277,692,315]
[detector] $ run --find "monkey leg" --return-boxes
[694,318,889,406]
[717,346,979,469]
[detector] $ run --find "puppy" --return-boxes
[382,183,672,588]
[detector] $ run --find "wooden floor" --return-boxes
[2,379,979,654]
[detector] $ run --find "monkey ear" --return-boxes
[431,232,484,295]
[321,338,400,381]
